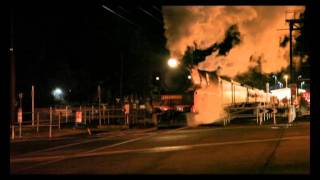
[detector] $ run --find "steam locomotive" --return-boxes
[156,76,271,127]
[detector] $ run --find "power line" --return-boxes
[139,7,162,24]
[152,5,162,13]
[118,6,129,14]
[101,5,139,28]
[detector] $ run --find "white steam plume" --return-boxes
[162,6,305,77]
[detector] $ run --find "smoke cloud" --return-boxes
[217,24,241,56]
[163,6,305,77]
[181,24,241,69]
[280,35,290,48]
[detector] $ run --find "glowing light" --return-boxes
[283,74,289,88]
[271,88,290,101]
[167,58,178,68]
[271,88,306,101]
[156,76,160,81]
[188,75,192,79]
[52,88,64,101]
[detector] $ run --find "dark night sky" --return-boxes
[13,2,170,106]
[11,1,313,108]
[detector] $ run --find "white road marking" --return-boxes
[12,126,188,173]
[85,126,188,153]
[15,131,124,157]
[85,136,147,153]
[16,128,157,157]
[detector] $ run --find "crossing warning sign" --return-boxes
[76,111,82,123]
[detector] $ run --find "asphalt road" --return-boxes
[10,120,310,174]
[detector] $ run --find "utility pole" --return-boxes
[18,93,23,112]
[31,85,35,126]
[98,85,101,127]
[285,11,303,105]
[120,53,123,99]
[10,8,16,125]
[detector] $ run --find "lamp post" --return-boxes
[98,85,101,127]
[31,85,34,126]
[18,93,23,110]
[10,8,16,125]
[154,75,160,99]
[301,81,305,89]
[284,75,288,88]
[298,75,302,80]
[298,75,302,88]
[272,75,277,89]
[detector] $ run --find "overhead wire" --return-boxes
[138,7,162,24]
[101,5,140,28]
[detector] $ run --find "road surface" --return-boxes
[11,120,309,174]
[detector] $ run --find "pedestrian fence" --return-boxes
[225,104,295,126]
[11,105,154,140]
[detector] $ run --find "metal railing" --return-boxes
[11,104,153,140]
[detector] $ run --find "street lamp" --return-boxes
[52,87,64,101]
[167,58,178,68]
[301,81,305,89]
[272,75,277,89]
[283,75,288,88]
[298,75,303,89]
[298,75,302,80]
